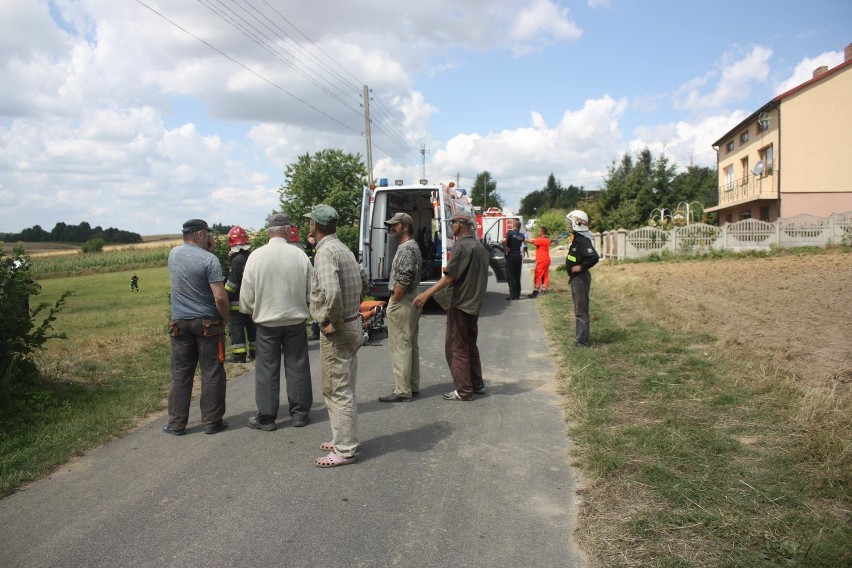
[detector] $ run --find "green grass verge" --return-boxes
[540,272,850,567]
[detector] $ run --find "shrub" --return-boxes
[0,247,72,410]
[81,237,105,253]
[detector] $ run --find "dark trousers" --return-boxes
[507,252,522,299]
[229,311,256,357]
[254,322,312,422]
[570,271,592,346]
[168,318,227,428]
[445,308,484,398]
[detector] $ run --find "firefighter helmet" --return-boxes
[567,210,590,232]
[227,226,249,248]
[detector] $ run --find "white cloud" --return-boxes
[509,0,582,55]
[674,46,773,113]
[774,49,845,95]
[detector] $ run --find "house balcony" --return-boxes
[706,170,778,212]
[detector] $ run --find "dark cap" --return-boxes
[182,219,210,234]
[267,213,292,227]
[384,212,414,227]
[449,210,475,225]
[302,204,339,225]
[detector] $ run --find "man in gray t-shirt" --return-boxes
[164,219,230,436]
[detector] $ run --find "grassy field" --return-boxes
[540,255,850,567]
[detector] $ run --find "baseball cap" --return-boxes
[182,219,210,234]
[449,210,475,225]
[303,204,339,225]
[267,213,292,227]
[384,212,414,227]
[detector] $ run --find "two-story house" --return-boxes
[707,43,852,225]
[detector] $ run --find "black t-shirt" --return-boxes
[505,229,525,255]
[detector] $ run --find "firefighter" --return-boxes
[225,226,257,362]
[565,210,600,347]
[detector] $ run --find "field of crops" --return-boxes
[29,246,172,279]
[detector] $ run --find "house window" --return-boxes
[726,213,733,224]
[757,118,769,132]
[759,145,774,173]
[760,206,770,221]
[724,165,734,191]
[740,131,749,144]
[741,157,749,184]
[738,210,752,220]
[726,141,734,153]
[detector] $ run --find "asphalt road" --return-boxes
[0,262,585,568]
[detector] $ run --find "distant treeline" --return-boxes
[1,222,142,244]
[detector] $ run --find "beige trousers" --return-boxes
[319,319,362,458]
[387,291,421,397]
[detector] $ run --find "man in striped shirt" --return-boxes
[305,204,368,468]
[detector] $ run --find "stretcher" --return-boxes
[358,300,387,344]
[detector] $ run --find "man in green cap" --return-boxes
[305,204,368,467]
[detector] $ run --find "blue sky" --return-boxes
[1,0,850,235]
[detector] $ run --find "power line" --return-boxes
[136,0,363,135]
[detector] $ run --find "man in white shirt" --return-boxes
[239,213,313,430]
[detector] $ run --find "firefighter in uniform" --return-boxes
[225,226,257,362]
[565,210,599,347]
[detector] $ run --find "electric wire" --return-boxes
[136,0,362,135]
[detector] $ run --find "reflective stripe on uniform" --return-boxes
[567,255,576,262]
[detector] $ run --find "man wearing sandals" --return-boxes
[413,210,489,401]
[305,204,368,467]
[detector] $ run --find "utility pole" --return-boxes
[363,85,374,186]
[420,144,429,182]
[484,173,488,210]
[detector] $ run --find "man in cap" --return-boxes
[305,204,367,467]
[164,219,230,435]
[378,212,422,403]
[239,213,313,430]
[413,210,489,401]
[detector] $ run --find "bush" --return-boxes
[81,238,105,253]
[0,247,72,411]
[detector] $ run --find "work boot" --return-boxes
[231,353,246,363]
[528,290,539,299]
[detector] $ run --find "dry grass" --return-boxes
[542,253,851,567]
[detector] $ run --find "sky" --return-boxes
[1,0,850,236]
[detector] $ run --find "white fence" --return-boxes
[597,211,852,260]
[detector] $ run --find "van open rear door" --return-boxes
[479,217,508,282]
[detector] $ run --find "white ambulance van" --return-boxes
[359,179,508,299]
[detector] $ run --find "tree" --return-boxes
[279,149,367,254]
[519,189,548,218]
[468,171,504,210]
[518,173,585,217]
[595,148,677,231]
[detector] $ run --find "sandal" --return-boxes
[314,451,356,468]
[320,441,334,452]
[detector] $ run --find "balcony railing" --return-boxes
[717,170,777,206]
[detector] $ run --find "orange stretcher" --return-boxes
[359,300,387,343]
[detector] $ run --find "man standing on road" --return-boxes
[378,212,422,403]
[165,219,230,436]
[565,210,600,347]
[502,218,525,300]
[413,210,489,401]
[239,213,313,431]
[306,204,367,467]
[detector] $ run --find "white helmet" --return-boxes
[567,210,589,232]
